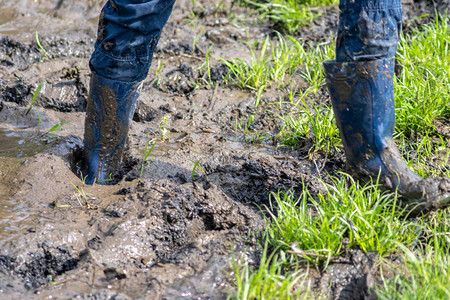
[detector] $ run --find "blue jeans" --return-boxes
[89,0,400,81]
[89,0,176,82]
[336,0,402,62]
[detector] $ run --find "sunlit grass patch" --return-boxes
[220,32,335,152]
[228,11,450,300]
[376,208,450,299]
[422,207,450,249]
[376,244,450,300]
[276,99,340,154]
[221,34,334,93]
[265,175,419,266]
[240,0,338,33]
[395,17,450,138]
[395,17,450,176]
[230,242,313,300]
[398,133,450,178]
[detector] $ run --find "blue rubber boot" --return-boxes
[82,73,141,184]
[82,0,175,184]
[324,58,450,213]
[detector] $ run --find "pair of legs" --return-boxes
[83,0,450,212]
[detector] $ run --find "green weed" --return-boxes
[159,113,170,141]
[26,82,44,115]
[45,122,70,137]
[35,31,49,62]
[70,181,93,208]
[190,159,205,180]
[197,44,214,86]
[140,135,157,177]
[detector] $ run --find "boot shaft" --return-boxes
[83,73,141,184]
[323,58,396,171]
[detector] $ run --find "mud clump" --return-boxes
[200,159,309,207]
[0,243,82,289]
[2,80,33,106]
[0,37,39,70]
[318,249,379,300]
[0,173,264,298]
[132,101,158,122]
[1,76,88,113]
[163,64,196,96]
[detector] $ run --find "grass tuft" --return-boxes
[240,0,338,33]
[395,17,450,138]
[265,175,419,266]
[376,244,450,299]
[277,99,340,154]
[230,241,312,299]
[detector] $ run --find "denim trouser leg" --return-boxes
[336,0,402,62]
[89,0,176,82]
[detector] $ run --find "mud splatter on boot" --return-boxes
[324,58,450,214]
[82,73,141,184]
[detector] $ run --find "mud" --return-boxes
[0,0,448,299]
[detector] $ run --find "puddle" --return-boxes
[0,198,32,242]
[0,128,53,158]
[0,128,68,243]
[0,157,31,244]
[0,8,16,25]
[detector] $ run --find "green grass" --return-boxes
[395,18,450,136]
[398,133,450,178]
[376,212,450,300]
[230,241,313,300]
[221,11,450,300]
[265,175,419,266]
[221,34,334,93]
[240,0,338,33]
[277,99,340,154]
[220,33,335,154]
[394,17,450,177]
[377,248,450,299]
[375,207,450,299]
[228,175,422,298]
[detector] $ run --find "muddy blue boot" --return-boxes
[82,0,176,184]
[82,73,141,184]
[324,58,450,213]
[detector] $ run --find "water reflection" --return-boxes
[0,128,50,157]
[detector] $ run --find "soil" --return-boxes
[0,0,448,299]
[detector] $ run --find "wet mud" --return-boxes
[0,0,448,299]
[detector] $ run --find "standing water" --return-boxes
[0,128,57,243]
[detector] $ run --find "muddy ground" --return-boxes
[0,0,448,299]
